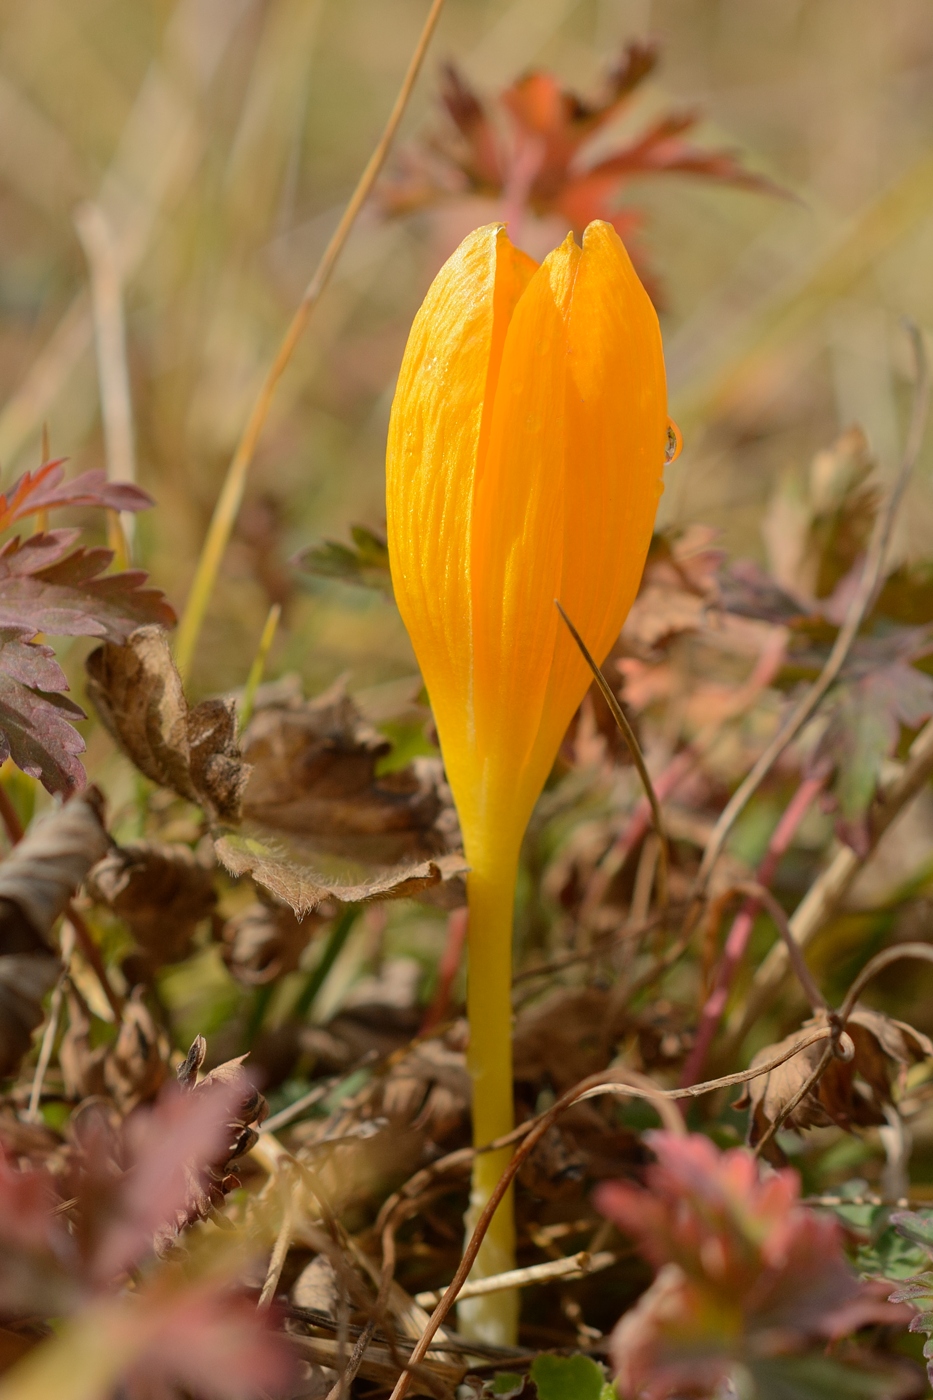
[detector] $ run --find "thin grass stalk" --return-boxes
[75,200,136,564]
[239,602,281,731]
[174,0,448,679]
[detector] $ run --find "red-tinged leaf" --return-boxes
[596,1135,899,1399]
[89,1077,249,1284]
[0,459,153,534]
[0,1151,77,1316]
[0,531,175,642]
[119,1279,298,1400]
[439,64,502,189]
[382,43,782,295]
[0,631,87,795]
[587,111,787,197]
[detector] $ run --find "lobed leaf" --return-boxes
[0,459,153,535]
[0,531,176,641]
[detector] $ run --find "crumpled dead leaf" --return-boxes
[213,830,468,919]
[736,1005,933,1162]
[621,526,723,659]
[373,1035,471,1144]
[60,983,170,1113]
[103,988,171,1113]
[513,986,631,1094]
[0,789,110,1076]
[88,841,217,977]
[85,626,250,824]
[153,1036,267,1251]
[239,680,455,863]
[220,892,329,986]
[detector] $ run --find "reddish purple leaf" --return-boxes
[0,459,153,534]
[0,531,176,642]
[0,631,87,795]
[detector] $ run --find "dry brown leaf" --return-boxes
[103,987,170,1113]
[88,841,217,976]
[85,626,250,823]
[374,1035,470,1144]
[736,1005,933,1162]
[513,986,630,1094]
[60,982,108,1100]
[220,893,329,986]
[239,680,454,863]
[154,1036,268,1251]
[0,789,110,1076]
[622,525,723,659]
[213,830,468,919]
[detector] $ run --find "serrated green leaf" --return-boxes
[296,525,392,596]
[530,1354,605,1400]
[891,1209,933,1251]
[857,1223,931,1280]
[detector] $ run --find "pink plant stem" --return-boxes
[680,773,825,1087]
[420,906,468,1035]
[580,749,697,921]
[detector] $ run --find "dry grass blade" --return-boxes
[413,1250,618,1307]
[175,0,449,679]
[724,881,827,1014]
[74,200,136,566]
[555,600,670,910]
[694,321,930,895]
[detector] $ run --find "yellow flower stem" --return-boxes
[459,843,520,1346]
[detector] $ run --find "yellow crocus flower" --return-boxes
[386,220,668,1343]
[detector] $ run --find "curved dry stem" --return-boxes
[556,600,670,911]
[175,0,448,678]
[695,321,930,895]
[839,942,933,1022]
[382,1026,835,1400]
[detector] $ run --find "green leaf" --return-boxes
[891,1209,933,1252]
[296,524,392,596]
[487,1372,525,1398]
[530,1354,606,1400]
[857,1222,932,1280]
[749,1354,898,1400]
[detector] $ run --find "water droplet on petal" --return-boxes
[665,419,683,464]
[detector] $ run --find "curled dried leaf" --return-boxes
[736,1005,932,1162]
[0,790,110,1076]
[85,626,250,823]
[152,1045,268,1251]
[220,893,328,986]
[239,680,453,863]
[213,831,468,919]
[88,842,217,976]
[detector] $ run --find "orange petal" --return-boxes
[385,224,536,818]
[467,222,666,856]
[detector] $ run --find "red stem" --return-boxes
[680,773,825,1086]
[419,906,467,1036]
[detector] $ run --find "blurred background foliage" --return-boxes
[3,0,933,712]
